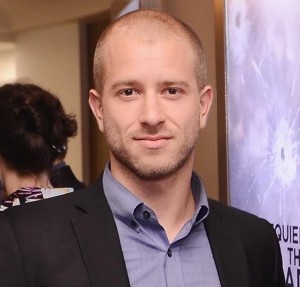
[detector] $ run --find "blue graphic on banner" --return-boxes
[226,0,300,285]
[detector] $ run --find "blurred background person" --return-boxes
[50,148,86,190]
[0,82,83,210]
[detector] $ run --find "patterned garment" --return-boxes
[0,186,73,211]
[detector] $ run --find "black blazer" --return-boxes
[0,176,285,287]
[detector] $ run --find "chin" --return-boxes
[130,160,185,180]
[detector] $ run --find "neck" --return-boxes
[2,169,51,199]
[111,157,196,242]
[139,175,195,242]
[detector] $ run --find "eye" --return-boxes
[123,89,134,96]
[168,88,178,95]
[118,88,140,100]
[163,87,183,99]
[119,88,138,97]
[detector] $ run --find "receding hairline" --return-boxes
[93,9,207,92]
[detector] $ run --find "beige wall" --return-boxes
[166,0,219,200]
[15,23,84,182]
[0,46,16,85]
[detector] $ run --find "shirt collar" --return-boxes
[103,163,209,224]
[191,172,209,224]
[103,163,142,221]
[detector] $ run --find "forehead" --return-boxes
[103,29,195,64]
[100,33,198,90]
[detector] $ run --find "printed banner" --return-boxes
[225,1,300,285]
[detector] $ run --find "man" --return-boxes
[0,9,284,287]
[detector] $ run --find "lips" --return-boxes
[134,135,172,149]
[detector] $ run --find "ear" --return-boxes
[89,89,104,132]
[199,85,213,129]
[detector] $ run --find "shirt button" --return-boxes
[167,248,172,257]
[130,220,140,233]
[143,210,150,219]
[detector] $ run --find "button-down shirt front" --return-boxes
[103,164,220,287]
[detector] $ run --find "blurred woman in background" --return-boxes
[0,82,81,210]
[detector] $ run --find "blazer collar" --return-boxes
[205,200,250,287]
[71,176,131,287]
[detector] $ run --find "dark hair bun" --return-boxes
[0,83,78,175]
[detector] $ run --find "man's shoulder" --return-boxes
[207,198,272,229]
[206,198,279,252]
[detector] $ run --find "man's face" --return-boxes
[90,33,212,180]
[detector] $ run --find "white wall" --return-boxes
[15,22,84,182]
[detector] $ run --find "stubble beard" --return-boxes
[103,119,200,181]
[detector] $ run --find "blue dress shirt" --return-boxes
[103,164,220,287]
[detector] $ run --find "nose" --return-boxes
[139,93,166,127]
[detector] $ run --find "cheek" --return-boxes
[105,101,140,128]
[174,104,200,129]
[181,110,201,140]
[103,113,119,134]
[102,111,133,141]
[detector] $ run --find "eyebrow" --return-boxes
[160,81,191,89]
[111,80,140,90]
[111,80,191,90]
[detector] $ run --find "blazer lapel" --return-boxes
[205,201,250,287]
[71,178,131,287]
